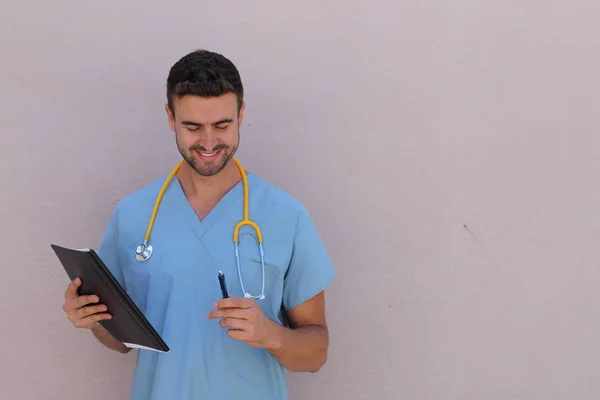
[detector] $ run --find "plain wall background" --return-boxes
[2,1,600,399]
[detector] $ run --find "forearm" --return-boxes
[267,323,329,373]
[90,323,131,354]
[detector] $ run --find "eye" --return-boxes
[215,125,228,130]
[186,126,200,132]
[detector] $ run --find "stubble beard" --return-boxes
[176,130,240,177]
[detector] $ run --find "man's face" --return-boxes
[166,93,244,177]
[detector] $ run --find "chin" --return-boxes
[193,158,228,177]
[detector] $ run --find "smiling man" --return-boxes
[60,49,336,400]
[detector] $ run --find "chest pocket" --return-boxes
[235,231,282,301]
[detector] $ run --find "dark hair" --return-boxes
[166,49,244,115]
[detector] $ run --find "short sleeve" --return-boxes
[282,209,335,310]
[98,205,127,290]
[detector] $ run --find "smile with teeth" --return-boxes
[196,148,222,159]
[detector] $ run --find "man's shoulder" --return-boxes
[113,175,169,214]
[249,173,311,221]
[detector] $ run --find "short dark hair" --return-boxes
[166,49,244,115]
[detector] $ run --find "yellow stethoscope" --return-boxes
[134,157,266,300]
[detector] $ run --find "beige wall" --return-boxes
[2,1,600,399]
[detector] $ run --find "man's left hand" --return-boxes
[208,297,282,350]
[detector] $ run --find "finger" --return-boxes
[207,308,253,320]
[226,327,251,341]
[64,277,82,300]
[219,317,252,331]
[73,304,108,320]
[64,294,99,313]
[73,312,112,328]
[63,294,99,314]
[214,297,255,310]
[76,294,99,309]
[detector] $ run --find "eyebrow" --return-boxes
[181,118,234,127]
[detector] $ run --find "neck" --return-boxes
[176,159,242,202]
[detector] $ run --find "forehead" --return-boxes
[172,93,238,122]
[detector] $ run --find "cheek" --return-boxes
[225,128,239,144]
[175,132,195,151]
[175,128,195,143]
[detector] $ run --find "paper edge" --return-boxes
[123,342,168,353]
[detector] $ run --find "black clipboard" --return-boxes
[51,244,169,353]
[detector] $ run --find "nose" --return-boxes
[193,129,220,150]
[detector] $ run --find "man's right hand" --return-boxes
[62,277,112,329]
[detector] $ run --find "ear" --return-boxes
[165,104,176,132]
[237,101,246,126]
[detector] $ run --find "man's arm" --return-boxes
[271,210,335,372]
[267,291,329,373]
[209,291,331,373]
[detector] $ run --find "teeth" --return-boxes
[200,152,216,156]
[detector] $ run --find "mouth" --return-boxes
[195,148,223,161]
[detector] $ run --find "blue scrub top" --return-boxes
[98,170,336,400]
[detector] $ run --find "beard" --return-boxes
[176,130,239,177]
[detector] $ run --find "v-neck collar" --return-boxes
[167,174,250,241]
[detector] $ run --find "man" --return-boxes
[61,49,335,399]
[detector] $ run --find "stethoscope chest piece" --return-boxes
[135,241,153,262]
